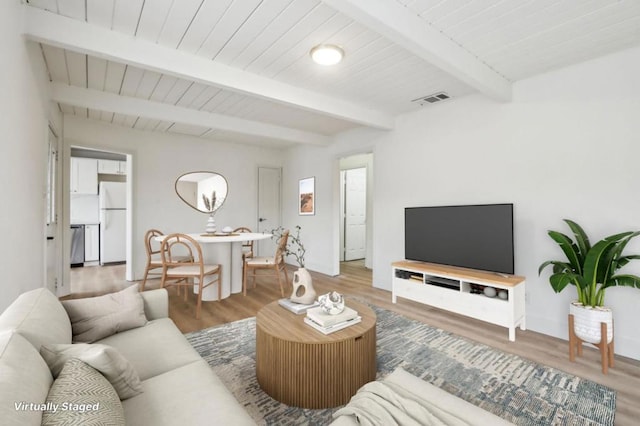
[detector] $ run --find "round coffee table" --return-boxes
[255,299,377,409]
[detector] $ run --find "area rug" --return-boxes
[185,305,616,425]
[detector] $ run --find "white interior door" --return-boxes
[257,167,281,256]
[344,167,367,261]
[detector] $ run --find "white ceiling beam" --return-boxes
[23,6,394,130]
[50,83,331,146]
[322,0,512,102]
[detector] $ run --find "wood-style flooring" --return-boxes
[68,261,640,425]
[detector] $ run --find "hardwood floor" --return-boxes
[68,262,639,425]
[69,263,130,297]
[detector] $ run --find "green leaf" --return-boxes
[584,235,631,281]
[617,254,640,268]
[549,273,579,293]
[547,231,582,274]
[538,260,572,276]
[595,243,618,284]
[563,219,591,262]
[604,274,640,289]
[582,236,630,304]
[610,231,640,270]
[538,260,554,275]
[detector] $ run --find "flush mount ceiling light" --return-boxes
[310,44,344,66]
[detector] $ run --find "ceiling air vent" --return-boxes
[411,92,450,106]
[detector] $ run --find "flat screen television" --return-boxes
[405,203,514,274]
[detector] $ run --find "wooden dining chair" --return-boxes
[233,227,255,261]
[160,233,222,319]
[141,229,192,291]
[243,229,289,297]
[141,229,167,291]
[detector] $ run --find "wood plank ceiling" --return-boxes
[24,0,640,147]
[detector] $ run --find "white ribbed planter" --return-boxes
[570,302,613,344]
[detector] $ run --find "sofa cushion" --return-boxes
[61,284,147,343]
[41,358,125,426]
[122,360,256,426]
[40,343,143,400]
[0,331,53,426]
[139,288,169,320]
[0,288,71,349]
[96,318,202,381]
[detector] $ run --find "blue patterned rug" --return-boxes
[185,305,616,425]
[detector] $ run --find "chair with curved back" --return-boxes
[160,233,222,319]
[233,227,254,261]
[243,229,289,297]
[141,229,166,291]
[141,229,191,292]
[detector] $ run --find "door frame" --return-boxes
[45,124,64,296]
[336,153,374,273]
[62,144,134,294]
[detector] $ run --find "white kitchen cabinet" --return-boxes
[70,157,98,194]
[98,159,126,175]
[84,224,100,262]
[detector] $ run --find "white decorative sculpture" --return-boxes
[318,291,345,315]
[290,268,316,305]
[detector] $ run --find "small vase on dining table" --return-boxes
[205,213,216,234]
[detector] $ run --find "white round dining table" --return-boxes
[155,232,272,301]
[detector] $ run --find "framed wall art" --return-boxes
[299,177,315,215]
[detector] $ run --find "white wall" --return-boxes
[281,130,382,277]
[0,3,59,311]
[282,145,338,275]
[63,116,283,283]
[292,46,640,359]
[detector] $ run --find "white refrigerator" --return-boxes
[99,182,126,264]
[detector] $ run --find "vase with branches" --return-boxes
[203,190,217,233]
[270,226,314,304]
[271,225,306,267]
[202,190,217,213]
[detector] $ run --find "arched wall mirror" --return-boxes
[175,171,228,213]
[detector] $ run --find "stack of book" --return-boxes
[278,298,320,315]
[304,306,361,334]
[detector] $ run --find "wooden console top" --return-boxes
[392,261,525,287]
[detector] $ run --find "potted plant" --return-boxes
[271,226,316,304]
[539,219,640,343]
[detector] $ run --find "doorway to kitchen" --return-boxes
[69,147,130,296]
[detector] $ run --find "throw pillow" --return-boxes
[40,343,143,400]
[61,284,147,343]
[41,358,125,426]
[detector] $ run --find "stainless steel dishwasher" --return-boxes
[70,225,85,267]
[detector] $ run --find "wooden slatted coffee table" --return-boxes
[255,299,377,409]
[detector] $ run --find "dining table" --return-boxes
[155,232,272,301]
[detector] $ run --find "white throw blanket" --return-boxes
[332,380,471,426]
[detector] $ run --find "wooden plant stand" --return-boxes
[568,314,614,374]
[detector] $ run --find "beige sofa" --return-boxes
[0,287,255,426]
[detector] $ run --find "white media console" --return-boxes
[392,261,526,341]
